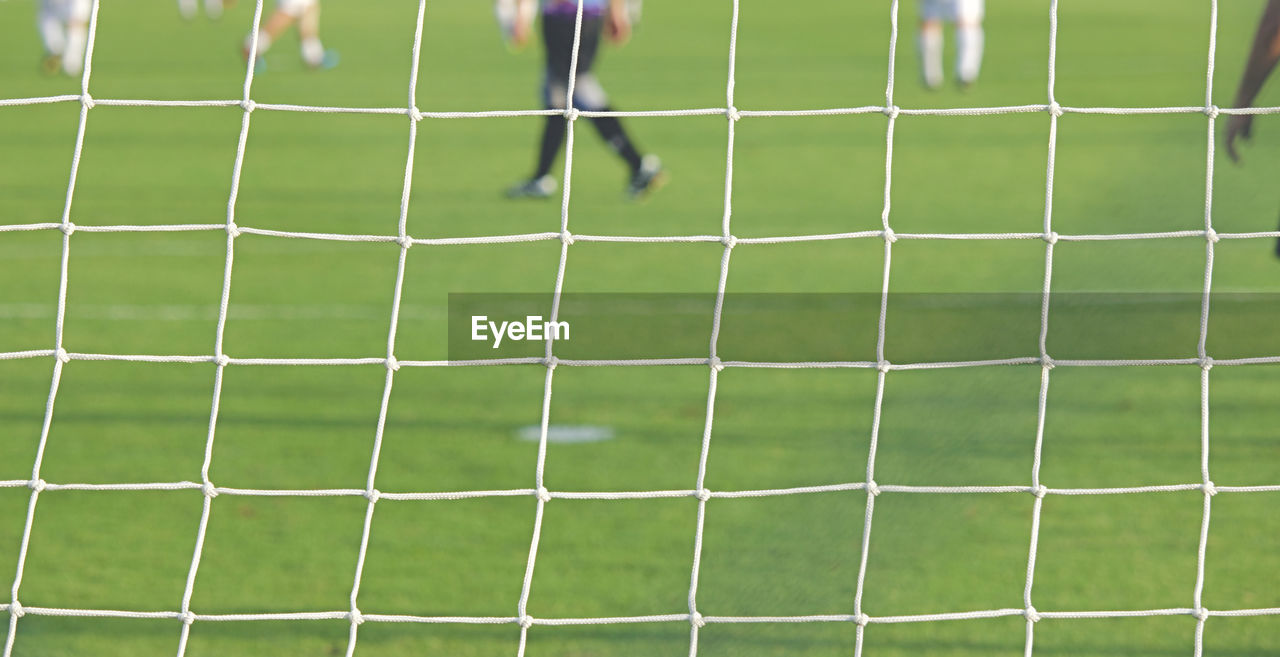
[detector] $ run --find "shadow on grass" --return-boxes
[10,617,1277,657]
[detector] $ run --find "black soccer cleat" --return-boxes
[505,175,558,199]
[627,155,666,200]
[40,54,62,76]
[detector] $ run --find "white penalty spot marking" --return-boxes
[516,425,616,444]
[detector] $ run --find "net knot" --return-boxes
[876,360,892,374]
[81,94,95,110]
[240,99,256,113]
[519,615,535,630]
[55,348,70,364]
[1047,101,1063,118]
[1202,481,1217,497]
[690,611,706,628]
[385,357,400,372]
[1200,357,1214,371]
[9,601,24,619]
[1040,355,1055,370]
[543,355,559,370]
[201,481,219,498]
[708,357,724,373]
[882,227,897,244]
[397,235,414,250]
[365,488,382,504]
[1032,484,1048,499]
[348,609,365,626]
[1024,606,1042,623]
[1193,607,1210,622]
[721,234,737,249]
[1204,228,1219,244]
[560,231,575,246]
[866,480,881,497]
[564,108,580,121]
[694,488,712,502]
[1204,105,1220,119]
[181,611,197,625]
[536,486,552,503]
[29,479,47,493]
[882,105,899,119]
[1042,231,1058,245]
[726,106,741,122]
[409,107,424,122]
[61,222,76,236]
[226,223,242,238]
[854,612,871,627]
[214,354,231,367]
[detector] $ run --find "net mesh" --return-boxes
[2,1,1279,657]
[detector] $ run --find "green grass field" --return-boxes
[3,0,1280,655]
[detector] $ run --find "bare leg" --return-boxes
[249,10,298,56]
[298,2,325,67]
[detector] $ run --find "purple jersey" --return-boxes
[542,0,606,18]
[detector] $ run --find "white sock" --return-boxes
[247,32,272,55]
[918,25,943,89]
[177,0,197,19]
[205,0,222,20]
[39,12,67,56]
[301,37,324,67]
[63,23,87,76]
[956,24,984,84]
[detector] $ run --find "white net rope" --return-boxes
[2,1,1279,657]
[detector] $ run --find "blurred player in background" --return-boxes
[918,0,984,90]
[1226,0,1280,257]
[501,0,664,200]
[37,0,91,77]
[242,0,337,72]
[177,0,227,21]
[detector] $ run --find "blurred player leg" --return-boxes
[61,0,91,77]
[917,0,945,89]
[954,0,984,87]
[37,0,67,74]
[510,2,661,199]
[508,13,584,198]
[246,10,293,57]
[574,12,661,197]
[177,0,198,20]
[297,1,336,69]
[205,0,223,20]
[565,25,646,180]
[244,1,305,72]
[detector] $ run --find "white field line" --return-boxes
[0,303,444,322]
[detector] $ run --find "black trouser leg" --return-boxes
[533,116,568,180]
[590,110,643,175]
[1274,211,1280,258]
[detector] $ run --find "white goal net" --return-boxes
[2,2,1279,657]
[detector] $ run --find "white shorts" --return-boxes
[920,0,984,23]
[276,0,318,17]
[40,0,92,22]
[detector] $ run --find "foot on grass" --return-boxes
[506,175,558,199]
